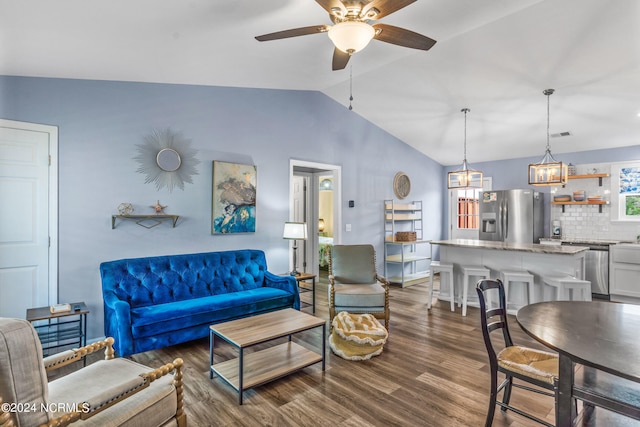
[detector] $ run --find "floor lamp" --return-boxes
[283,222,307,276]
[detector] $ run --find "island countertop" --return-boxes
[430,239,589,255]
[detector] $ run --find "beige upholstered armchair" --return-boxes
[0,317,186,427]
[328,244,390,330]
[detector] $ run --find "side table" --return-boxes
[26,302,89,358]
[284,272,316,313]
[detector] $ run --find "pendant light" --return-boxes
[448,108,483,189]
[528,89,568,186]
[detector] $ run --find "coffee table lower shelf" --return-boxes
[211,341,323,391]
[209,308,326,405]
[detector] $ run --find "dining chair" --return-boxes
[328,244,390,330]
[476,279,559,427]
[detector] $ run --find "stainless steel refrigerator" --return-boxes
[479,189,545,243]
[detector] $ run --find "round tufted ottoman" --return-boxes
[329,311,388,361]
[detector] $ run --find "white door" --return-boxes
[0,120,58,318]
[449,177,491,240]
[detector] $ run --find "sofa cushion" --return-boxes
[102,250,269,309]
[130,287,292,338]
[48,358,177,427]
[330,245,377,284]
[332,283,386,308]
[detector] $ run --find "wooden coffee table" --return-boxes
[209,308,326,404]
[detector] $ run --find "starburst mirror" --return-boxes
[134,128,199,192]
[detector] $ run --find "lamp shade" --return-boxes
[328,21,375,54]
[283,222,307,240]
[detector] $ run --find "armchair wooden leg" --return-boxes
[1,396,16,427]
[173,358,187,427]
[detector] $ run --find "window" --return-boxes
[456,189,480,229]
[611,163,640,222]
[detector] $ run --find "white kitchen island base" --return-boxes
[431,239,588,313]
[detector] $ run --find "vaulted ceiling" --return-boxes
[2,0,639,165]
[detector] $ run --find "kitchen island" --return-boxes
[430,239,589,312]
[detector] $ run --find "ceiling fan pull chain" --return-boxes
[349,65,353,110]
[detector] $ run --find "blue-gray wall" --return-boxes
[3,75,637,340]
[0,76,444,339]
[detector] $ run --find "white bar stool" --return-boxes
[429,261,454,311]
[500,269,535,308]
[543,275,592,301]
[461,265,491,316]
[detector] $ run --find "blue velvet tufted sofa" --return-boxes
[100,249,299,357]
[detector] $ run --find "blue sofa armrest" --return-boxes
[264,271,300,310]
[103,294,134,357]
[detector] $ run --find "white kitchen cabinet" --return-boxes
[610,244,640,299]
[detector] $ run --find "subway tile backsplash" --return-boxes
[550,162,640,242]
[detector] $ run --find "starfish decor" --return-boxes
[151,200,167,214]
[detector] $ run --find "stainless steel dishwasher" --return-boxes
[561,241,610,299]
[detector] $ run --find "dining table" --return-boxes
[516,300,640,426]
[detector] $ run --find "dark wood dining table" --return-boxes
[516,300,640,426]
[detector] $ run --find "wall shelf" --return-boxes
[556,173,610,212]
[551,201,609,213]
[565,173,610,186]
[112,214,179,229]
[384,200,430,287]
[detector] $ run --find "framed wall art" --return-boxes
[211,161,257,234]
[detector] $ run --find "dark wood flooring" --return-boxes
[51,275,623,426]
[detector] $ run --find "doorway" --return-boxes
[289,160,342,277]
[0,119,58,318]
[448,177,491,240]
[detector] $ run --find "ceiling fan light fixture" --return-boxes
[328,21,375,54]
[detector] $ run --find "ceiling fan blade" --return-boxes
[255,25,330,42]
[332,48,350,70]
[316,0,347,15]
[372,23,436,51]
[362,0,416,20]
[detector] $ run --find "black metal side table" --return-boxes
[283,272,316,313]
[26,302,89,358]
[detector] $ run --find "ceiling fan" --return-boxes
[255,0,437,71]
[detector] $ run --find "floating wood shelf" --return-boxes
[551,200,609,213]
[565,173,610,187]
[112,214,179,229]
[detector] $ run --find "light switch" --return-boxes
[345,224,352,232]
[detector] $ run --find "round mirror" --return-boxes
[156,148,182,172]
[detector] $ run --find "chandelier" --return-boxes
[448,108,483,189]
[528,89,568,186]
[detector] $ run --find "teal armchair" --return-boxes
[328,244,390,330]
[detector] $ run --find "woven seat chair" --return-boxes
[476,279,559,427]
[328,244,390,330]
[0,317,186,427]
